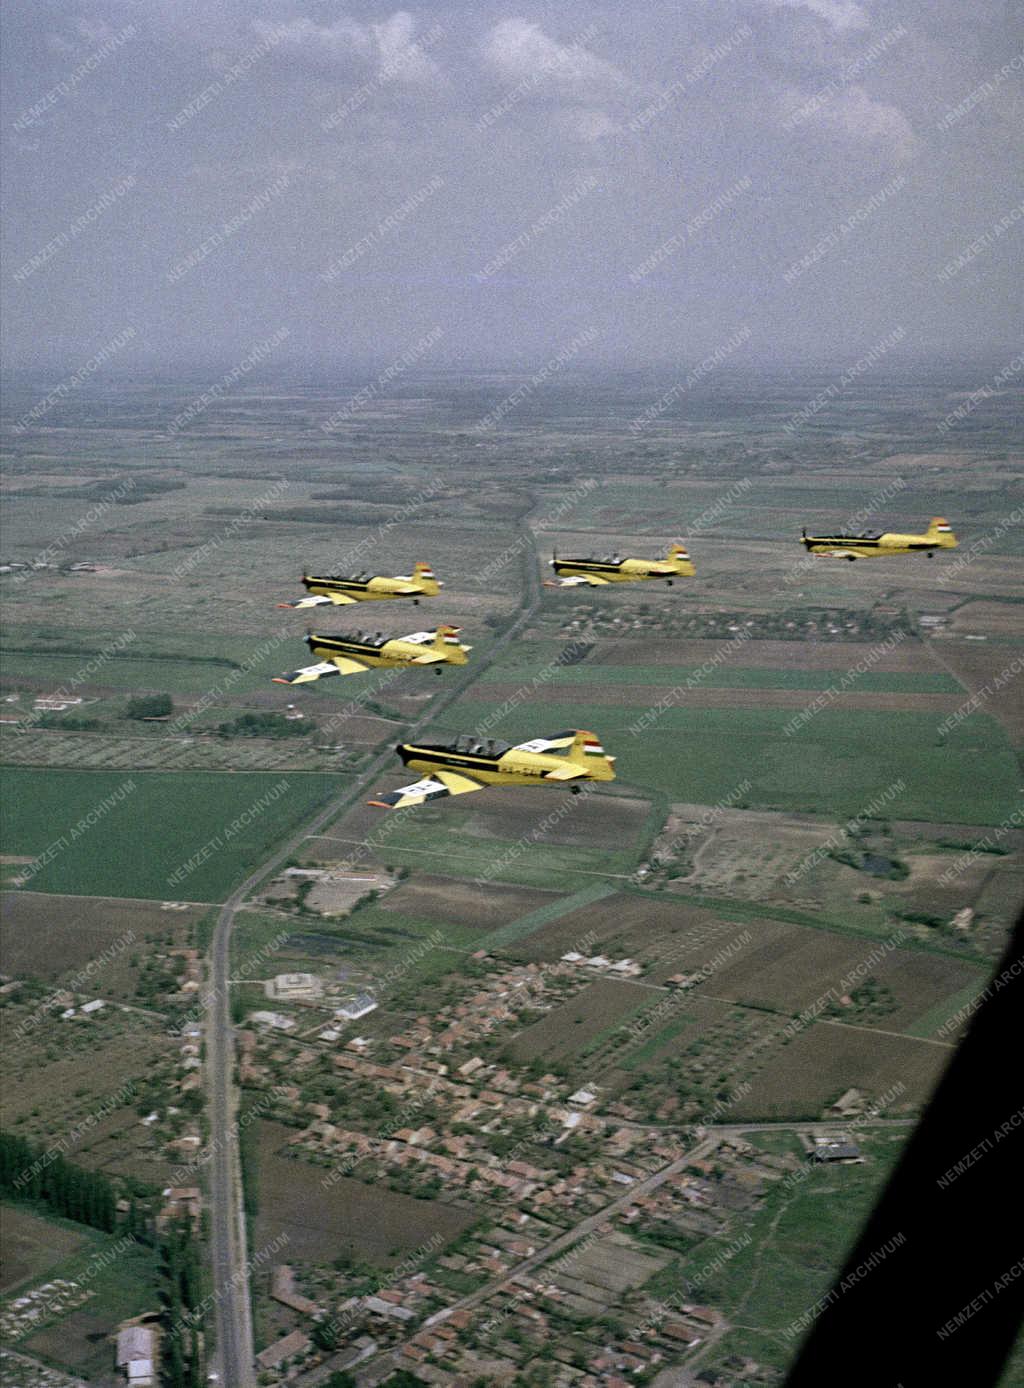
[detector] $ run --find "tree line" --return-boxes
[0,1131,117,1231]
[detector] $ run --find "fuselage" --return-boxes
[550,556,690,581]
[306,631,466,669]
[396,740,615,785]
[801,529,958,559]
[303,574,415,600]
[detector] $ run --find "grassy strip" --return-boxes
[482,880,617,951]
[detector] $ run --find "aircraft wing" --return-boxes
[407,648,448,664]
[368,770,484,809]
[273,657,366,684]
[278,593,357,608]
[544,575,611,587]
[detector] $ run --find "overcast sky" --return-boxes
[2,0,1021,369]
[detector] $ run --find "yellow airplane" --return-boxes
[273,626,470,684]
[368,728,616,808]
[801,517,958,561]
[545,541,695,587]
[279,561,442,608]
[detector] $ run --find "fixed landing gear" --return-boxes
[570,784,581,794]
[435,667,443,676]
[847,556,856,562]
[666,579,674,586]
[927,551,934,559]
[413,598,420,605]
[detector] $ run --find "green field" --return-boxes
[437,701,1019,826]
[0,1202,92,1295]
[566,480,1014,534]
[671,1131,906,1374]
[479,661,962,693]
[231,904,482,975]
[1,767,336,901]
[2,1202,162,1379]
[338,806,639,891]
[1,627,289,695]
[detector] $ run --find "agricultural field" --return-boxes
[0,891,204,997]
[727,1023,949,1122]
[0,767,336,900]
[478,653,964,695]
[506,978,651,1065]
[17,1233,162,1380]
[685,1129,908,1375]
[930,637,1024,744]
[376,873,560,929]
[253,1121,476,1268]
[1,1004,180,1184]
[305,792,644,893]
[647,803,1024,942]
[0,1204,91,1296]
[433,696,1019,826]
[2,727,343,773]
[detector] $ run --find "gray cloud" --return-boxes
[1,0,1020,368]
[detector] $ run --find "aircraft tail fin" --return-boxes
[667,540,696,576]
[926,517,957,546]
[566,728,616,780]
[413,561,441,594]
[432,625,469,661]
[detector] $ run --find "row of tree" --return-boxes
[161,1219,204,1388]
[0,1132,117,1231]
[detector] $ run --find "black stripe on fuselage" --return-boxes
[399,745,501,770]
[554,560,625,573]
[303,576,371,592]
[804,536,883,548]
[308,636,385,655]
[804,537,936,551]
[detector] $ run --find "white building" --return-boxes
[249,1010,297,1031]
[266,972,322,1001]
[116,1324,156,1386]
[336,993,377,1021]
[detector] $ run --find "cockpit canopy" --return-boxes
[444,734,512,758]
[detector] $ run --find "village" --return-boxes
[221,946,867,1387]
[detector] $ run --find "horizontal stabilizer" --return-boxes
[544,763,587,780]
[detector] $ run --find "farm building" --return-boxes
[266,972,322,1001]
[336,992,378,1021]
[116,1323,157,1385]
[255,1329,311,1372]
[809,1142,863,1163]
